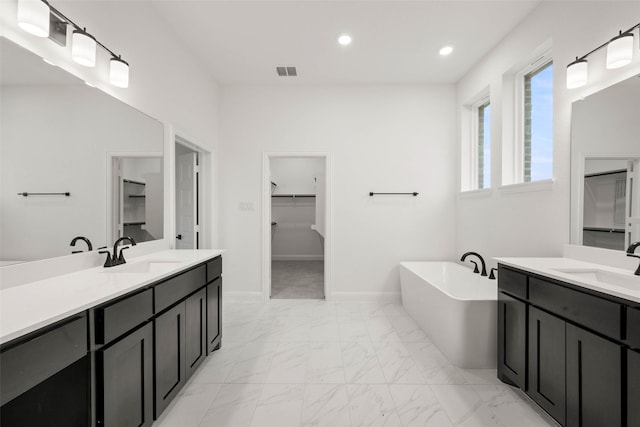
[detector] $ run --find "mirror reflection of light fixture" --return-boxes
[17,0,50,37]
[566,23,639,89]
[567,57,588,89]
[72,29,96,67]
[15,0,129,88]
[606,31,634,69]
[110,57,129,88]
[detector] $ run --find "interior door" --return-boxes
[175,151,197,249]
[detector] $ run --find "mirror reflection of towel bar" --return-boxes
[18,192,70,197]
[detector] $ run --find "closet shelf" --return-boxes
[124,222,146,226]
[583,227,625,234]
[272,194,315,198]
[128,195,146,198]
[123,179,145,186]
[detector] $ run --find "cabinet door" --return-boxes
[207,277,222,353]
[99,323,153,427]
[566,324,622,427]
[498,292,527,389]
[185,288,207,379]
[155,303,186,418]
[629,350,640,427]
[528,307,565,425]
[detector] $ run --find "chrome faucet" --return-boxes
[460,251,488,276]
[626,241,640,276]
[70,236,92,254]
[113,236,137,266]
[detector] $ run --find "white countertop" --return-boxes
[495,257,640,304]
[0,249,223,345]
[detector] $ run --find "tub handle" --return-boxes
[469,260,480,274]
[489,268,498,280]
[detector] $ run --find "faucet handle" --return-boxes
[489,268,498,280]
[469,260,480,274]
[99,249,114,268]
[117,246,132,264]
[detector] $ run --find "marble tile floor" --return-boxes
[154,299,560,427]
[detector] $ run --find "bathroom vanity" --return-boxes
[0,250,223,427]
[496,257,640,427]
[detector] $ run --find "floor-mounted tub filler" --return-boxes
[399,261,497,369]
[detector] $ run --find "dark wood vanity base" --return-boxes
[497,264,639,427]
[0,255,223,427]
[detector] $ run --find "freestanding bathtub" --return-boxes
[399,261,497,369]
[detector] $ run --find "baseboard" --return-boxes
[222,291,265,302]
[331,292,401,303]
[272,255,324,261]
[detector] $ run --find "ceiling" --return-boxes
[153,1,541,85]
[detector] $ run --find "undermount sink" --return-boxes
[551,268,640,290]
[102,259,183,274]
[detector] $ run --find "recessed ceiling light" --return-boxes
[84,81,96,88]
[338,34,352,46]
[439,45,454,56]
[42,58,57,67]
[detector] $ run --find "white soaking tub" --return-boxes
[399,262,497,368]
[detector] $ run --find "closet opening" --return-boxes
[262,153,330,300]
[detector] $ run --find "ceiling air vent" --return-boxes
[276,66,297,77]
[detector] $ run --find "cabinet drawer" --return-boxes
[498,267,528,300]
[206,256,222,283]
[155,265,206,313]
[529,277,621,339]
[628,307,640,349]
[95,288,153,345]
[0,314,87,404]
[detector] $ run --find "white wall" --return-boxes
[456,1,640,268]
[219,85,457,297]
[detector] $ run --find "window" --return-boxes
[477,101,491,189]
[521,60,553,182]
[461,89,491,192]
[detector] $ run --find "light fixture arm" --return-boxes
[571,23,639,64]
[44,0,124,61]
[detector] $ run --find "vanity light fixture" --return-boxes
[606,30,634,69]
[17,0,50,37]
[16,0,130,88]
[71,29,96,67]
[566,23,639,89]
[109,56,129,88]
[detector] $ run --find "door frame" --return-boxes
[171,130,213,250]
[106,151,163,246]
[262,152,332,301]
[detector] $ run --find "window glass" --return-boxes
[524,62,553,182]
[478,102,491,189]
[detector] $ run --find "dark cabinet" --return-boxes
[207,277,222,353]
[186,288,207,378]
[154,302,186,417]
[497,265,633,427]
[528,307,566,425]
[97,322,153,427]
[566,324,622,427]
[0,314,89,427]
[629,350,640,427]
[497,292,527,389]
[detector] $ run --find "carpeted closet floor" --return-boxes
[271,260,324,299]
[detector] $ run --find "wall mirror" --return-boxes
[570,73,640,251]
[0,37,164,265]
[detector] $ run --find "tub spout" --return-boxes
[460,252,488,276]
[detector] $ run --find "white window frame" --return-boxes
[513,49,553,183]
[461,87,490,192]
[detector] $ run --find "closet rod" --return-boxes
[272,194,316,198]
[369,192,418,197]
[18,192,70,197]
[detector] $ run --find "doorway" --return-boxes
[262,153,330,300]
[175,141,201,249]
